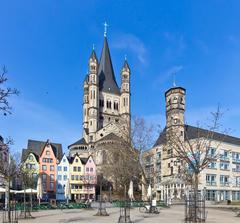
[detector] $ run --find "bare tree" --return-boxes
[0,145,20,222]
[99,116,157,199]
[0,66,19,116]
[165,106,226,222]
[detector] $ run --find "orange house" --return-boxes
[39,141,59,199]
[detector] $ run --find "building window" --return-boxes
[42,174,47,182]
[107,100,112,109]
[58,166,62,171]
[78,167,81,172]
[86,167,89,172]
[58,175,62,181]
[206,174,216,186]
[99,99,104,107]
[50,174,54,181]
[50,182,54,191]
[206,190,216,201]
[90,168,93,172]
[114,102,119,110]
[220,162,229,170]
[220,150,229,161]
[64,166,67,171]
[71,175,74,180]
[50,165,54,171]
[42,165,47,171]
[73,167,77,172]
[63,175,67,181]
[220,175,229,186]
[208,162,217,169]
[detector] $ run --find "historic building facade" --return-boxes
[143,86,240,202]
[68,31,131,171]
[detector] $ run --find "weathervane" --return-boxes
[124,54,127,60]
[103,21,109,37]
[92,43,95,50]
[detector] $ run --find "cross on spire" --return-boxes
[103,21,109,37]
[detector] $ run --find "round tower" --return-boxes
[165,87,186,132]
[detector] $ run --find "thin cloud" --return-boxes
[163,32,187,60]
[112,33,148,65]
[154,65,183,87]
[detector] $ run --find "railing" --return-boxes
[232,158,240,163]
[232,168,240,172]
[206,181,217,186]
[220,156,229,161]
[220,182,229,187]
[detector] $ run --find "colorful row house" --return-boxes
[21,139,96,201]
[69,154,96,201]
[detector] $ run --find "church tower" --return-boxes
[69,23,132,157]
[88,48,99,144]
[120,58,131,135]
[165,87,186,139]
[163,86,186,176]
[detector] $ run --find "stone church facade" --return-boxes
[68,33,131,170]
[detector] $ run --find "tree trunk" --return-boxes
[7,178,11,222]
[194,172,199,223]
[24,185,26,218]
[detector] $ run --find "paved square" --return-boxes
[1,205,239,223]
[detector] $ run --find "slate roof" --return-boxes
[22,139,63,161]
[98,37,120,95]
[68,138,87,148]
[154,125,240,147]
[21,149,39,163]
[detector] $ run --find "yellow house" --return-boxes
[22,151,39,188]
[69,154,85,200]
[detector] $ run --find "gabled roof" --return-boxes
[154,125,240,147]
[98,37,120,95]
[97,132,123,143]
[21,149,39,163]
[68,137,87,148]
[80,157,88,165]
[25,139,63,160]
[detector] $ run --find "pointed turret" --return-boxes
[98,37,120,95]
[122,57,130,72]
[120,56,131,137]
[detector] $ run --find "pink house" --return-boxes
[82,155,97,200]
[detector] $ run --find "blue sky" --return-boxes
[1,0,240,154]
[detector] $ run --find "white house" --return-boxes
[56,154,70,201]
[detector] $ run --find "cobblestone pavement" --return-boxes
[0,205,239,223]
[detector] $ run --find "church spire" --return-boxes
[98,35,120,95]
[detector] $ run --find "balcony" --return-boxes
[206,181,217,186]
[232,168,240,173]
